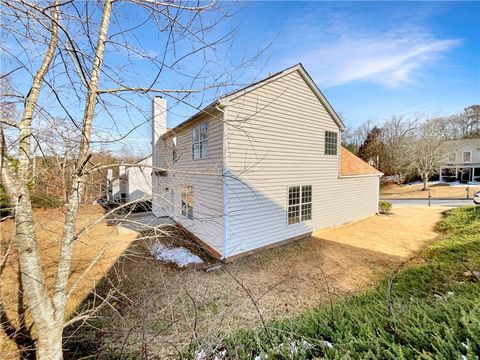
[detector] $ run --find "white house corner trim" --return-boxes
[222,106,229,260]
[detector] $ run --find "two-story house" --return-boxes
[439,138,480,183]
[151,64,382,261]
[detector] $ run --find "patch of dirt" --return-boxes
[66,206,447,358]
[0,205,138,358]
[381,182,480,199]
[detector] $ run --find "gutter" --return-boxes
[339,173,383,178]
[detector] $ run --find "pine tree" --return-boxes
[358,127,382,168]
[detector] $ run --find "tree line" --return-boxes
[342,105,480,190]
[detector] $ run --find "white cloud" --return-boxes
[276,14,461,88]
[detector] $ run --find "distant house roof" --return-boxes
[442,138,480,151]
[162,63,345,138]
[340,147,382,177]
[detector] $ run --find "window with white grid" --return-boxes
[192,122,208,159]
[288,185,312,225]
[324,131,338,155]
[181,185,193,220]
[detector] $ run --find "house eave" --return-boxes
[158,64,346,139]
[339,173,383,178]
[161,101,223,139]
[219,63,346,131]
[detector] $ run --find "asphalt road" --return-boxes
[385,198,476,207]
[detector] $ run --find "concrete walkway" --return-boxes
[111,211,175,232]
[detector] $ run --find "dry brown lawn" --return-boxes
[0,205,138,359]
[381,182,480,199]
[65,205,448,358]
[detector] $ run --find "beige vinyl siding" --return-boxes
[224,69,379,257]
[455,144,480,163]
[152,111,225,254]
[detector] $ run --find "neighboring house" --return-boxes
[439,139,480,183]
[151,64,382,261]
[107,155,152,202]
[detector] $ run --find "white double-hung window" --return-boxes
[463,151,472,163]
[287,185,312,225]
[192,122,208,159]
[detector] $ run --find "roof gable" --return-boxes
[458,143,478,152]
[443,138,480,151]
[219,64,345,131]
[163,64,346,137]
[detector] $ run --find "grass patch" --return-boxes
[187,206,480,359]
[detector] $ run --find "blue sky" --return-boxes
[4,1,479,156]
[130,0,480,154]
[229,1,479,128]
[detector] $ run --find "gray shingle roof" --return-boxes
[442,138,480,150]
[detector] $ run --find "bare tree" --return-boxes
[381,116,416,184]
[342,120,376,155]
[0,0,256,358]
[411,122,441,191]
[426,105,480,141]
[463,105,480,138]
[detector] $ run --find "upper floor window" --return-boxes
[463,151,472,163]
[192,122,208,160]
[287,185,312,225]
[324,131,338,155]
[181,185,193,220]
[448,152,456,162]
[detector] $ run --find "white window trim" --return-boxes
[463,151,472,163]
[287,185,313,226]
[448,152,456,162]
[192,122,209,160]
[324,130,338,156]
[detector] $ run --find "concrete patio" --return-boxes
[111,211,175,232]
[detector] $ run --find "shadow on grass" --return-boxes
[62,232,418,359]
[178,207,480,359]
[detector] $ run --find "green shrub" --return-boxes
[0,185,12,217]
[185,206,480,359]
[30,193,60,209]
[379,200,392,214]
[434,206,480,233]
